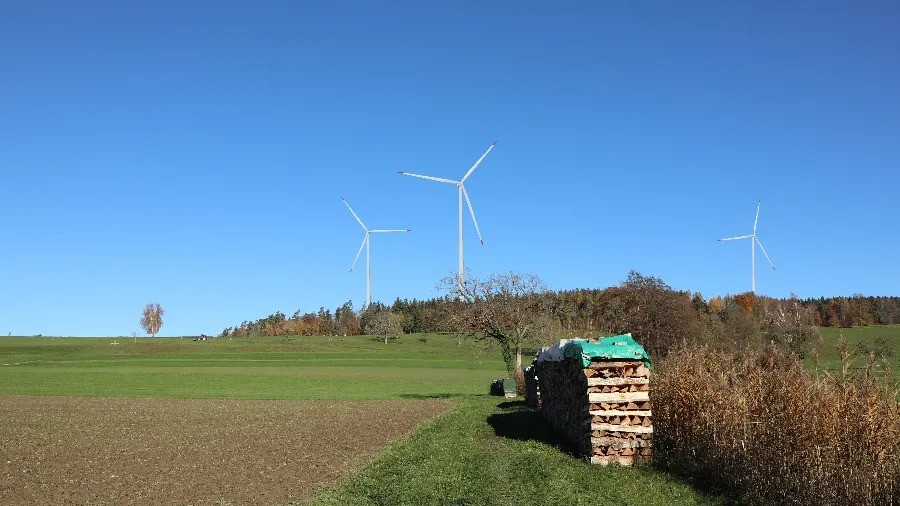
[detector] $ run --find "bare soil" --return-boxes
[0,395,451,505]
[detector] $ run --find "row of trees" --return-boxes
[222,270,840,374]
[221,301,361,338]
[800,295,900,328]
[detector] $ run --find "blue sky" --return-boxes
[1,1,898,336]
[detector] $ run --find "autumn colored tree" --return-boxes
[848,295,875,327]
[335,300,360,336]
[708,296,725,315]
[607,271,700,357]
[734,292,759,313]
[824,300,843,327]
[140,303,164,337]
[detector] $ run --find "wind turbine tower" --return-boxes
[341,197,410,309]
[718,200,776,293]
[398,141,496,297]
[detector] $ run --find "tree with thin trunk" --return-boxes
[140,303,164,338]
[442,271,559,376]
[364,309,404,344]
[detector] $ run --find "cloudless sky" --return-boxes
[1,1,898,336]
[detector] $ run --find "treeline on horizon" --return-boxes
[220,274,900,341]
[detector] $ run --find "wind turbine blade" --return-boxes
[461,185,483,245]
[755,237,776,270]
[349,234,367,272]
[341,197,368,231]
[753,200,760,234]
[397,172,459,185]
[717,235,753,242]
[461,141,497,183]
[370,229,412,233]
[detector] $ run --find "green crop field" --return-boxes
[0,333,718,505]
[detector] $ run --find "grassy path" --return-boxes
[307,396,717,506]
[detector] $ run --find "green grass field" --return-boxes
[811,324,900,374]
[0,334,504,399]
[0,332,718,505]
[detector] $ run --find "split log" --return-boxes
[591,437,651,448]
[587,377,649,386]
[588,391,650,403]
[591,423,653,433]
[590,409,653,417]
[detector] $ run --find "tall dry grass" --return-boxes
[652,344,900,505]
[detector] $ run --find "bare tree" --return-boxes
[443,271,560,375]
[140,303,164,337]
[365,309,404,344]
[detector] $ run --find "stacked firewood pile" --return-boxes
[523,366,541,409]
[532,336,652,466]
[585,360,652,465]
[533,357,591,456]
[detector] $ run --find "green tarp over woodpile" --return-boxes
[562,334,652,369]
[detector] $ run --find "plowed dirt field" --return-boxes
[0,395,450,505]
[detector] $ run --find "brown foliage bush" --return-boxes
[652,345,900,505]
[593,271,701,357]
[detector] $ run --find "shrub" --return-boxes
[591,271,701,357]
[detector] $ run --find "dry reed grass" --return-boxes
[652,343,900,505]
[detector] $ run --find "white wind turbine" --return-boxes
[341,197,410,309]
[718,200,776,293]
[398,141,497,297]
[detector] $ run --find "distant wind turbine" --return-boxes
[398,141,497,297]
[718,200,775,294]
[341,197,410,309]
